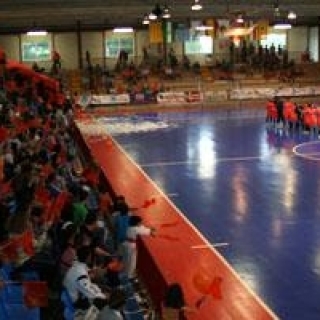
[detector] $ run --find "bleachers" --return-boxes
[0,264,41,320]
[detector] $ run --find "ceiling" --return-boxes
[0,0,320,34]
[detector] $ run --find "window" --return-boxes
[185,35,213,55]
[105,35,134,58]
[22,41,51,61]
[260,33,286,49]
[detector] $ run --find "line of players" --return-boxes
[266,97,320,137]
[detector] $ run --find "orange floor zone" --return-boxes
[79,123,278,320]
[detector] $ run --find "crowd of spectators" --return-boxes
[0,59,158,319]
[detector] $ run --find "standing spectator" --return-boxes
[52,50,61,73]
[113,202,131,252]
[123,215,155,281]
[142,46,149,63]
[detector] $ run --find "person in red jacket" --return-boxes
[303,103,317,137]
[283,98,296,131]
[266,98,276,125]
[266,99,278,126]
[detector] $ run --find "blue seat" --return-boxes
[61,289,75,320]
[0,270,23,304]
[1,283,24,304]
[0,301,40,320]
[1,263,39,281]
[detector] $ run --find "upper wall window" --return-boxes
[260,33,286,49]
[21,36,51,62]
[185,35,213,55]
[105,35,134,58]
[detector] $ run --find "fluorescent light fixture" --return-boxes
[236,16,244,24]
[287,11,297,20]
[113,27,134,33]
[195,25,213,31]
[142,14,150,25]
[273,22,292,30]
[191,0,202,11]
[27,30,48,36]
[149,12,157,20]
[162,7,171,19]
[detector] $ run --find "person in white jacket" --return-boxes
[123,215,155,281]
[63,245,108,310]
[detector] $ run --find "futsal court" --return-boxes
[76,107,320,320]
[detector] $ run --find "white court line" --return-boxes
[150,192,179,198]
[293,141,320,161]
[167,193,179,198]
[140,156,263,168]
[191,242,230,249]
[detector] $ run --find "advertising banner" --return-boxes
[90,94,130,105]
[157,91,203,105]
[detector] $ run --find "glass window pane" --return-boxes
[22,41,50,61]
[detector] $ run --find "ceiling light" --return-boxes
[162,6,171,19]
[26,30,48,36]
[273,21,292,30]
[142,16,150,25]
[287,11,297,20]
[148,4,171,20]
[113,27,134,33]
[195,25,213,31]
[191,0,202,11]
[149,12,157,20]
[236,16,244,24]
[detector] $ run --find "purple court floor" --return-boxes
[98,108,320,320]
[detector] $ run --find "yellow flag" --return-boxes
[205,18,217,38]
[149,21,163,44]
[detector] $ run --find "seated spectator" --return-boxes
[63,245,108,311]
[163,65,174,79]
[71,187,89,228]
[77,212,112,265]
[46,172,66,198]
[182,55,190,70]
[29,205,48,250]
[162,283,195,319]
[96,288,127,320]
[59,222,78,276]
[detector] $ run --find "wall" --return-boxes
[0,26,313,71]
[81,31,104,68]
[0,35,20,62]
[309,27,319,62]
[287,27,308,62]
[54,32,79,70]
